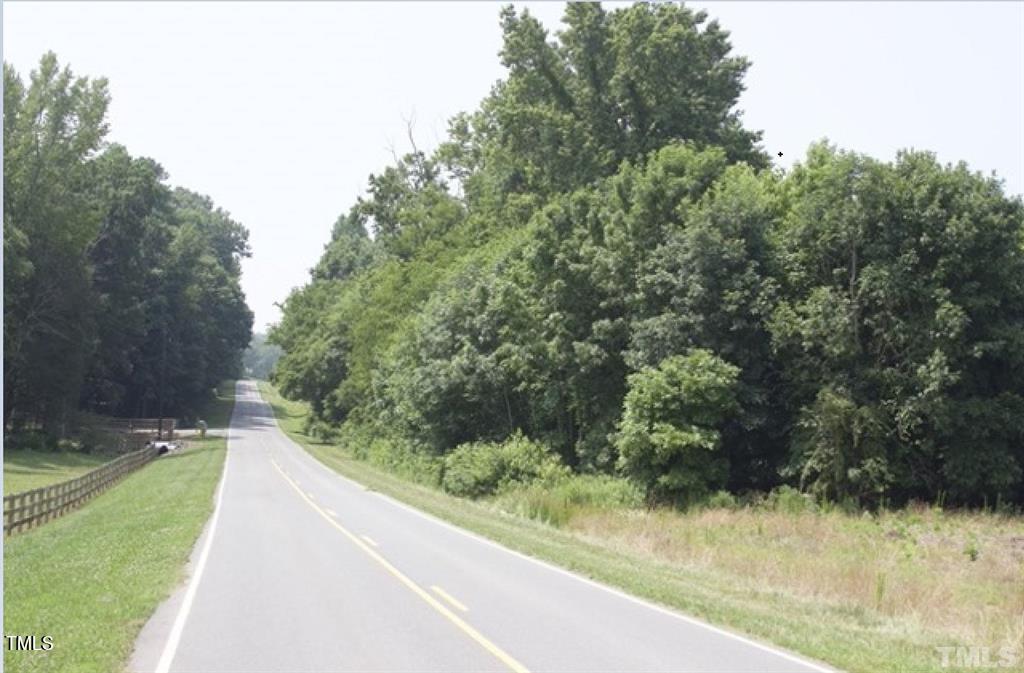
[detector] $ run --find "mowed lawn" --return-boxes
[259,381,1024,673]
[3,384,234,673]
[4,452,108,495]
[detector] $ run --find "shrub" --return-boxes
[5,431,54,453]
[765,484,817,514]
[704,489,739,510]
[364,437,443,487]
[303,417,339,443]
[615,349,740,505]
[442,433,567,498]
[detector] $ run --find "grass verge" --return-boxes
[259,381,1024,673]
[4,452,108,495]
[2,383,234,673]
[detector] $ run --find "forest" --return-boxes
[271,3,1024,508]
[3,53,253,439]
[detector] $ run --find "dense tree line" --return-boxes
[271,4,1024,506]
[4,53,253,437]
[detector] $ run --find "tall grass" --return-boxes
[492,474,643,526]
[564,503,1024,654]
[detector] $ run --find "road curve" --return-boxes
[131,380,832,673]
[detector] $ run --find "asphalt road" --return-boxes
[131,380,832,673]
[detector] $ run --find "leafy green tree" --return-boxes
[616,350,740,504]
[522,144,733,468]
[357,151,464,260]
[122,189,252,418]
[312,207,380,281]
[4,54,254,431]
[441,3,764,202]
[3,53,109,431]
[770,142,1024,503]
[80,145,173,414]
[269,280,353,422]
[376,233,542,452]
[628,163,785,490]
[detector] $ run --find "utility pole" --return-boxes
[157,306,167,439]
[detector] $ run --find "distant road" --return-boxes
[131,380,832,673]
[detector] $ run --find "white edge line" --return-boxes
[153,412,233,673]
[258,382,834,673]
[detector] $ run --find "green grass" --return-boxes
[3,385,234,673]
[4,451,108,495]
[259,381,1024,673]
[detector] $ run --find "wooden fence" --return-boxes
[3,445,161,535]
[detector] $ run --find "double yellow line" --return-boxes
[270,460,529,673]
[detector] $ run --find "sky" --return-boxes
[4,2,1023,333]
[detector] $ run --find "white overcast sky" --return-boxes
[4,2,1023,332]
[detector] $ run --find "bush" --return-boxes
[333,419,443,486]
[365,437,443,487]
[5,431,55,453]
[704,489,739,510]
[303,417,339,443]
[765,485,817,514]
[441,433,567,498]
[616,349,740,505]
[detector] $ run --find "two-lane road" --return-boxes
[131,381,832,673]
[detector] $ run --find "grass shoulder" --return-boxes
[258,381,1024,673]
[3,384,235,673]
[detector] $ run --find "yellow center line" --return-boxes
[270,460,529,673]
[431,585,469,613]
[360,534,379,547]
[325,508,338,518]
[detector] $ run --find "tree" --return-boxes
[3,53,110,431]
[628,162,785,490]
[770,142,1024,504]
[440,3,764,202]
[80,145,172,414]
[4,54,254,433]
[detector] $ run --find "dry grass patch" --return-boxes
[566,504,1024,653]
